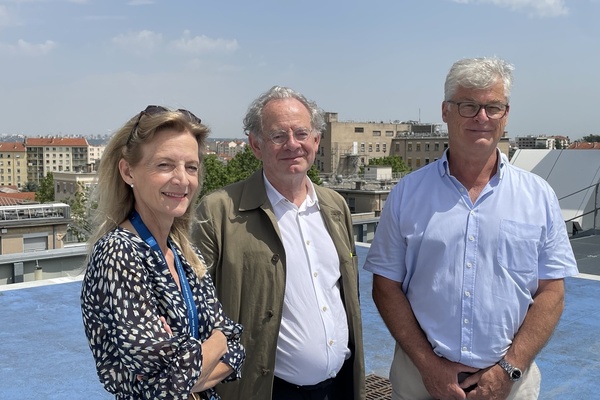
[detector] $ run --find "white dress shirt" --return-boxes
[264,175,350,386]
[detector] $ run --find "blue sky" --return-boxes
[0,0,598,140]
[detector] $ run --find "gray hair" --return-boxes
[243,86,325,141]
[444,57,514,101]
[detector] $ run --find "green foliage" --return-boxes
[225,146,263,183]
[367,156,410,173]
[307,164,322,185]
[200,145,322,197]
[582,134,600,142]
[200,154,229,197]
[66,183,96,242]
[35,172,55,203]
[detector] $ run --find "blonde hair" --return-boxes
[87,106,209,277]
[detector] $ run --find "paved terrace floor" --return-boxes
[1,234,599,399]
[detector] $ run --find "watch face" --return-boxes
[511,369,522,381]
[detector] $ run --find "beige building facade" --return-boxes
[0,203,71,255]
[0,142,27,189]
[317,112,510,175]
[53,172,97,203]
[316,112,440,176]
[25,137,90,183]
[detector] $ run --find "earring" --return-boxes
[130,184,134,189]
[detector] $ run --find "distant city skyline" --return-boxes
[0,1,598,140]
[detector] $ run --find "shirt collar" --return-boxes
[439,148,507,179]
[263,173,320,210]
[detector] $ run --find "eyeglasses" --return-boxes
[127,105,202,145]
[267,128,314,145]
[446,101,509,120]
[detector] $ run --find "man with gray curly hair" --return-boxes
[195,86,365,400]
[365,57,578,399]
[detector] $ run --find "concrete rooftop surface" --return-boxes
[1,235,599,399]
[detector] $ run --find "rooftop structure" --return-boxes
[0,240,598,399]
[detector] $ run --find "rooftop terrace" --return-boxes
[1,236,599,399]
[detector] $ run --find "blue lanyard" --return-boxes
[129,210,199,340]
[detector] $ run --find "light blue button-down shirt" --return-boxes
[364,150,578,368]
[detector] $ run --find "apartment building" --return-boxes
[53,172,97,203]
[515,135,571,149]
[25,137,90,183]
[0,142,27,189]
[316,112,509,175]
[317,112,441,176]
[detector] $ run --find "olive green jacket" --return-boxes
[193,170,365,400]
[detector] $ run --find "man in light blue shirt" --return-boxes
[364,57,578,400]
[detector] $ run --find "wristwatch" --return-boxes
[497,358,522,382]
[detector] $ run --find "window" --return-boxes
[373,130,381,137]
[444,143,449,149]
[407,158,412,168]
[375,143,380,152]
[360,143,365,153]
[434,143,440,151]
[383,143,387,153]
[395,143,400,152]
[408,143,413,152]
[386,131,394,137]
[416,143,421,151]
[355,127,364,133]
[368,144,373,152]
[425,143,430,151]
[425,158,430,165]
[416,159,421,167]
[348,197,356,213]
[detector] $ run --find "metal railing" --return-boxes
[559,182,599,235]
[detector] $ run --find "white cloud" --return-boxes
[451,0,569,17]
[170,30,239,55]
[0,39,56,55]
[112,30,163,55]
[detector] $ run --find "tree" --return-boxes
[66,183,96,242]
[225,146,262,183]
[366,156,410,173]
[200,154,229,197]
[200,145,322,198]
[35,172,55,203]
[582,134,600,142]
[307,164,322,185]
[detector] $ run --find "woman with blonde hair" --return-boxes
[81,105,244,400]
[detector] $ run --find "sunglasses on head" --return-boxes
[126,105,202,145]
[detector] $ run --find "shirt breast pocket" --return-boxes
[497,219,542,273]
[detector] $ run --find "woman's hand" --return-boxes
[191,329,232,392]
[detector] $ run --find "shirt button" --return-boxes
[313,272,318,277]
[468,235,475,241]
[470,210,475,216]
[466,262,473,268]
[322,306,328,312]
[464,319,469,324]
[261,368,270,376]
[329,340,334,345]
[271,254,280,264]
[306,240,310,246]
[465,291,471,297]
[462,347,468,352]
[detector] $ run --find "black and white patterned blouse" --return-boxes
[81,227,245,400]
